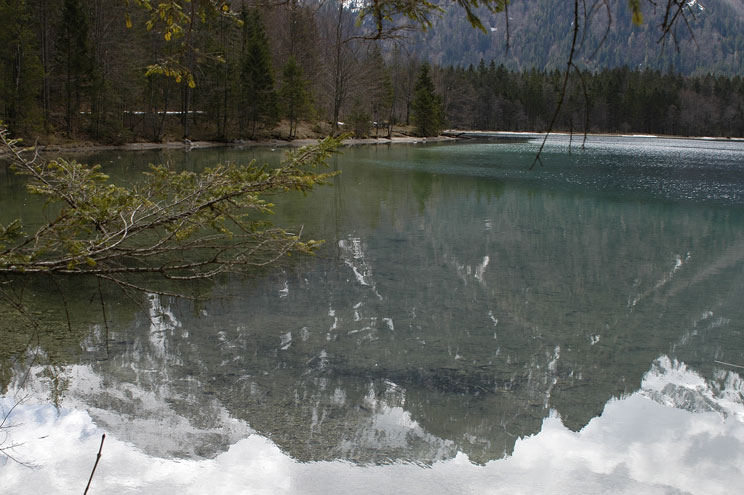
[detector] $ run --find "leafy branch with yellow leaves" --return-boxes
[125,0,240,88]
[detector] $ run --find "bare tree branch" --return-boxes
[530,0,581,170]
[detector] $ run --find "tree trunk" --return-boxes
[39,2,51,130]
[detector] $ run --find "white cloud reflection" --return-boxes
[1,357,743,495]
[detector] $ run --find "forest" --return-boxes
[441,62,744,137]
[1,0,742,142]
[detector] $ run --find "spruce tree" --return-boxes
[280,56,310,139]
[0,0,44,136]
[349,97,371,138]
[241,8,279,139]
[56,0,96,136]
[367,45,394,138]
[411,63,443,137]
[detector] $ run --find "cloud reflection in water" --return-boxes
[2,356,742,494]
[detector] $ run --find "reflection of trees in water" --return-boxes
[0,275,132,398]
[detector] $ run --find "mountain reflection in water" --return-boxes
[2,357,742,494]
[1,136,744,492]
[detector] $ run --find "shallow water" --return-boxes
[1,135,744,493]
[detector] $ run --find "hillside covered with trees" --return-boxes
[1,0,742,141]
[414,0,744,75]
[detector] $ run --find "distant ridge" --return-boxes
[409,0,744,74]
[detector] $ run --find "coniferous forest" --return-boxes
[1,0,743,142]
[441,63,744,137]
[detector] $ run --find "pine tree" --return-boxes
[280,56,311,139]
[367,45,394,138]
[411,63,443,137]
[0,0,44,136]
[56,0,96,136]
[241,8,279,139]
[348,97,371,137]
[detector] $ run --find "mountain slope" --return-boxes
[410,0,744,74]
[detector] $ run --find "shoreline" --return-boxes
[443,129,744,142]
[32,135,458,154]
[11,129,744,157]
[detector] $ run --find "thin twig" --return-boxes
[49,274,73,334]
[97,278,110,359]
[1,394,34,467]
[572,65,591,149]
[588,0,612,61]
[530,0,581,170]
[83,434,106,495]
[504,0,510,54]
[715,360,744,370]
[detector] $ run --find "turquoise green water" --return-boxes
[2,136,744,472]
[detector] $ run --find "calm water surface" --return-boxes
[1,135,744,493]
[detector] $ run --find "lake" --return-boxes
[1,134,744,494]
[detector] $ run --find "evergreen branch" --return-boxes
[1,123,341,299]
